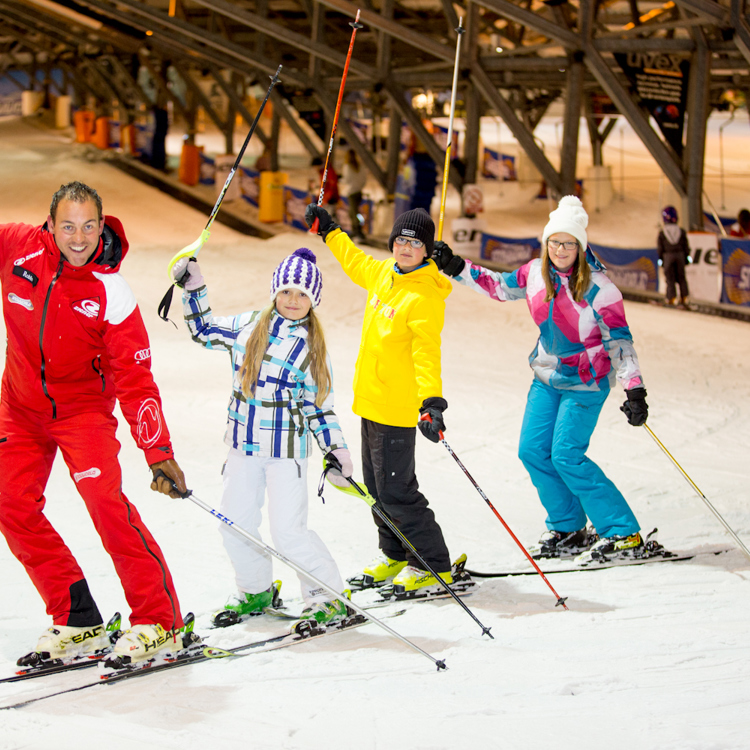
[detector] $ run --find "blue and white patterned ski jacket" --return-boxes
[183,286,346,458]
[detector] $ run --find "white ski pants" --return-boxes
[220,451,344,607]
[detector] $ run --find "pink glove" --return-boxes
[172,257,204,291]
[326,448,353,489]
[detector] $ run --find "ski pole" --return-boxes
[320,459,493,638]
[153,472,446,670]
[420,416,569,609]
[437,17,465,243]
[158,65,283,322]
[643,423,750,562]
[309,10,363,235]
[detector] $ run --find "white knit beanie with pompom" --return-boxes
[542,195,588,250]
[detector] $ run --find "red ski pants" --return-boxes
[0,403,183,630]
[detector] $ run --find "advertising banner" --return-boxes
[240,167,260,207]
[283,185,311,231]
[614,52,689,156]
[720,238,750,307]
[480,233,540,267]
[481,148,517,181]
[199,153,215,185]
[452,217,486,260]
[589,243,659,292]
[0,73,23,118]
[685,232,721,302]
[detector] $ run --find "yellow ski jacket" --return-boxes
[326,228,451,428]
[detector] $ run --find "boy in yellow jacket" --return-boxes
[306,204,453,595]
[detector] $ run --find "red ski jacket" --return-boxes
[0,217,174,465]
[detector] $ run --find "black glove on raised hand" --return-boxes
[621,387,648,426]
[305,203,340,240]
[433,241,466,277]
[418,397,448,443]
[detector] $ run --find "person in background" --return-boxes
[729,208,750,238]
[0,181,188,668]
[342,148,367,240]
[658,205,691,307]
[432,195,649,565]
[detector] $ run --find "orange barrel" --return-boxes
[92,116,110,149]
[74,110,95,143]
[179,142,201,186]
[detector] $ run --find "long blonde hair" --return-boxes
[239,303,332,407]
[541,242,591,303]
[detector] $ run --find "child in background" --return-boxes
[433,196,649,564]
[657,205,691,307]
[172,248,353,626]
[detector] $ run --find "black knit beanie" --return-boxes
[388,208,435,258]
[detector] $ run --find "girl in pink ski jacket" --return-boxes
[433,196,649,565]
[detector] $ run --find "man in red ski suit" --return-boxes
[0,181,187,661]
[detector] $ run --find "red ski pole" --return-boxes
[310,9,363,234]
[421,415,569,609]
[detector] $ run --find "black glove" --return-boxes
[433,241,466,277]
[620,387,648,426]
[305,203,340,239]
[418,397,448,443]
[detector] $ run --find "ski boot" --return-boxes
[102,613,199,670]
[211,581,283,628]
[574,531,646,565]
[529,527,598,559]
[346,554,407,591]
[17,612,122,670]
[380,554,476,601]
[291,594,357,637]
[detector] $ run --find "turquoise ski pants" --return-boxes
[518,379,640,538]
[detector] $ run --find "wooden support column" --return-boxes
[560,54,584,197]
[269,103,281,171]
[685,27,710,229]
[386,104,401,197]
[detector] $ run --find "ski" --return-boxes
[466,549,731,578]
[0,610,406,711]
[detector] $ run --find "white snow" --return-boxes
[0,118,749,749]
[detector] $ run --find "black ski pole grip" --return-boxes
[153,469,192,499]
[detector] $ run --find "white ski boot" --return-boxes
[24,623,110,663]
[107,623,182,666]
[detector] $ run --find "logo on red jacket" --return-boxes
[138,398,163,447]
[72,297,101,320]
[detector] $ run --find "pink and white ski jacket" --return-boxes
[455,257,644,392]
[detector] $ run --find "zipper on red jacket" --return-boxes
[39,257,65,419]
[91,355,106,392]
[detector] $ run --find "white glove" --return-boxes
[172,257,204,291]
[326,448,353,489]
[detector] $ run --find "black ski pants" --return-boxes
[360,418,451,572]
[663,251,689,301]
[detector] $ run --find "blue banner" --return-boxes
[199,153,215,185]
[720,238,750,306]
[239,167,260,207]
[588,243,659,292]
[283,186,311,231]
[480,233,540,266]
[481,148,516,181]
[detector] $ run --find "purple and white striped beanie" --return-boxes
[270,248,323,308]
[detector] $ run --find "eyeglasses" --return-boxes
[547,239,579,251]
[394,236,425,249]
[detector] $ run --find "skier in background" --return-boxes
[305,202,469,598]
[173,248,353,628]
[0,181,188,667]
[657,205,691,307]
[432,195,649,564]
